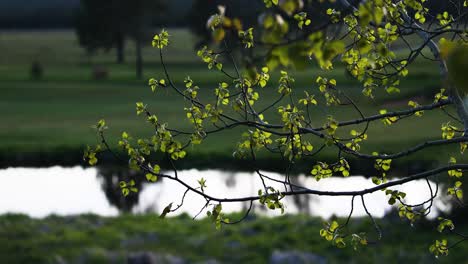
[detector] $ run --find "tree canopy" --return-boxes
[75,0,166,78]
[85,0,468,257]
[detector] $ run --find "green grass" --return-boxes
[0,29,462,170]
[1,213,467,263]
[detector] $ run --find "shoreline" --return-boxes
[0,147,436,177]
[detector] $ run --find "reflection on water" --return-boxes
[0,166,449,219]
[98,166,144,213]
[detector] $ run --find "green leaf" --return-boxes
[152,29,170,49]
[329,221,339,232]
[136,102,146,115]
[335,237,346,248]
[146,173,157,182]
[320,229,327,237]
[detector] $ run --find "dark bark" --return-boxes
[135,37,143,79]
[116,33,125,64]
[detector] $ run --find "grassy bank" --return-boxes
[0,29,463,171]
[1,213,467,263]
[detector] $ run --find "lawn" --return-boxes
[1,213,467,263]
[0,29,462,170]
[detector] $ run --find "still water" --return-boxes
[0,166,448,219]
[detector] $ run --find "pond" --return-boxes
[0,166,449,219]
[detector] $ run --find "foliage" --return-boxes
[187,0,264,48]
[75,0,166,77]
[84,0,468,257]
[2,213,468,263]
[76,0,166,50]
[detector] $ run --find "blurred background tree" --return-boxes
[75,0,167,79]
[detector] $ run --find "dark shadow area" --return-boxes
[96,165,145,213]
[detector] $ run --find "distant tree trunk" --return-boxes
[135,36,143,79]
[116,33,125,64]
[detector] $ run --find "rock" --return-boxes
[187,236,207,247]
[75,248,120,264]
[196,259,220,264]
[53,255,68,264]
[120,236,146,248]
[146,232,159,243]
[127,252,185,264]
[226,240,241,249]
[269,250,327,264]
[127,252,156,264]
[120,232,159,247]
[38,224,51,234]
[241,227,258,237]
